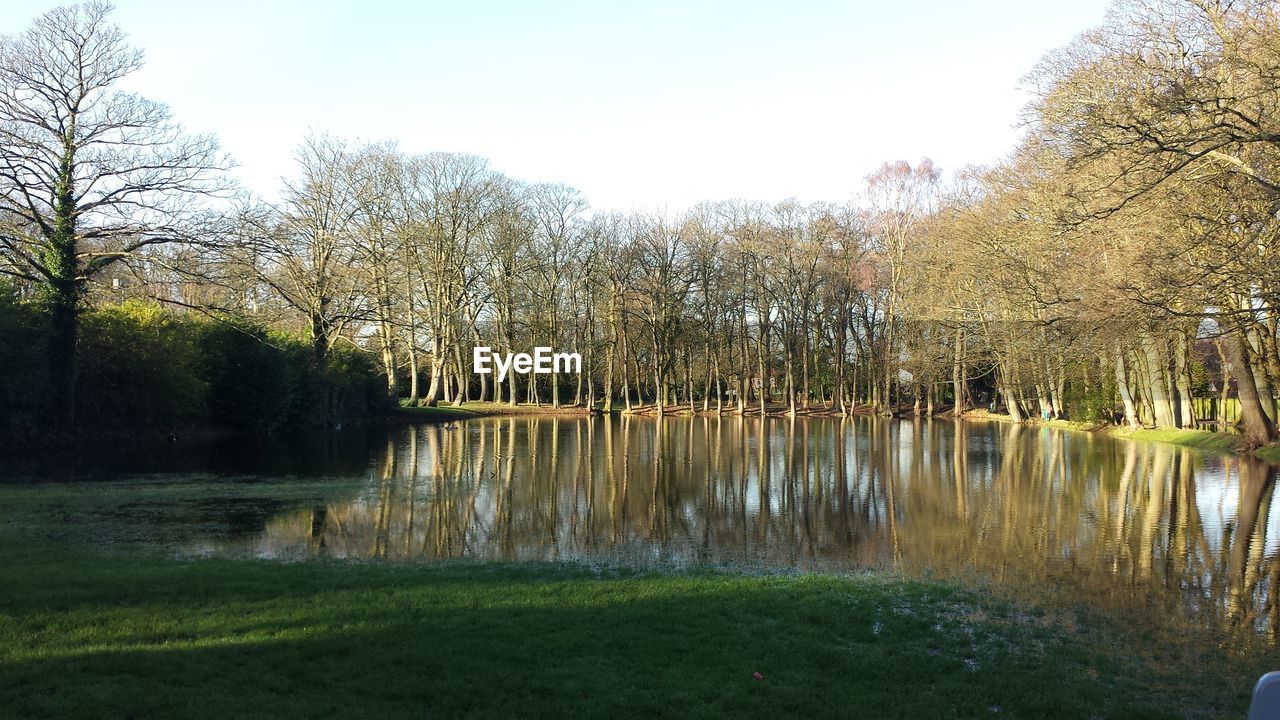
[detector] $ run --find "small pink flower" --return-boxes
[753,672,764,681]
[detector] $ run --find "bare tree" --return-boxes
[233,136,363,364]
[0,2,228,425]
[862,159,939,414]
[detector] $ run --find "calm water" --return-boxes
[8,416,1280,639]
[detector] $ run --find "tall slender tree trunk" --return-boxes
[1139,333,1177,428]
[654,356,664,417]
[1216,340,1231,426]
[785,341,797,418]
[1115,348,1140,429]
[702,342,712,412]
[684,351,694,414]
[999,362,1023,422]
[452,343,468,406]
[801,326,811,409]
[1173,332,1195,428]
[713,353,724,416]
[835,304,848,416]
[603,338,615,412]
[422,357,444,408]
[756,329,768,418]
[738,296,749,414]
[407,342,420,405]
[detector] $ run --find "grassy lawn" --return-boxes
[1094,425,1280,463]
[1108,427,1280,462]
[1111,428,1244,455]
[1255,444,1280,463]
[0,545,1269,719]
[966,409,1280,462]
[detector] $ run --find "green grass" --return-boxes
[2,542,1272,719]
[1105,428,1280,465]
[1110,427,1243,455]
[970,410,1280,462]
[1255,444,1280,463]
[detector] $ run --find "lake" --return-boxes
[6,415,1278,641]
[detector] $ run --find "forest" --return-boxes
[1,0,1278,448]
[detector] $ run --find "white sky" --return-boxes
[2,0,1112,212]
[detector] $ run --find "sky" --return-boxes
[2,0,1113,212]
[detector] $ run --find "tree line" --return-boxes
[1,1,1278,448]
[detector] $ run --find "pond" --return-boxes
[6,415,1279,641]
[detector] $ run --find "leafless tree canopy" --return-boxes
[0,1,229,288]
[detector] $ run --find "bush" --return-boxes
[0,297,390,448]
[76,301,207,433]
[275,339,386,428]
[1065,375,1118,424]
[195,322,297,434]
[0,287,50,445]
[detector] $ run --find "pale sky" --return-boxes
[2,0,1112,212]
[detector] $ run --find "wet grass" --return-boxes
[1,545,1271,719]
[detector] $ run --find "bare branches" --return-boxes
[0,2,231,297]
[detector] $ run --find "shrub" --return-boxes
[0,287,50,445]
[0,297,390,448]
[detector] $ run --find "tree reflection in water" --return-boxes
[242,416,1279,639]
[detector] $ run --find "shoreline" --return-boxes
[960,408,1280,463]
[393,401,1280,463]
[394,400,917,423]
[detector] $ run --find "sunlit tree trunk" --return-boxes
[1115,348,1141,429]
[1223,329,1278,447]
[951,326,966,413]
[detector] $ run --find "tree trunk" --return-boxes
[603,336,615,412]
[702,342,712,412]
[1247,327,1278,424]
[423,356,445,407]
[48,286,78,430]
[1216,340,1231,426]
[1172,332,1195,428]
[1223,329,1278,447]
[999,363,1023,422]
[407,342,420,405]
[756,331,768,418]
[713,353,724,416]
[1115,349,1140,429]
[785,343,797,418]
[1139,334,1177,428]
[378,319,397,401]
[452,342,469,405]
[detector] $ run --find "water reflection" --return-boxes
[214,416,1280,639]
